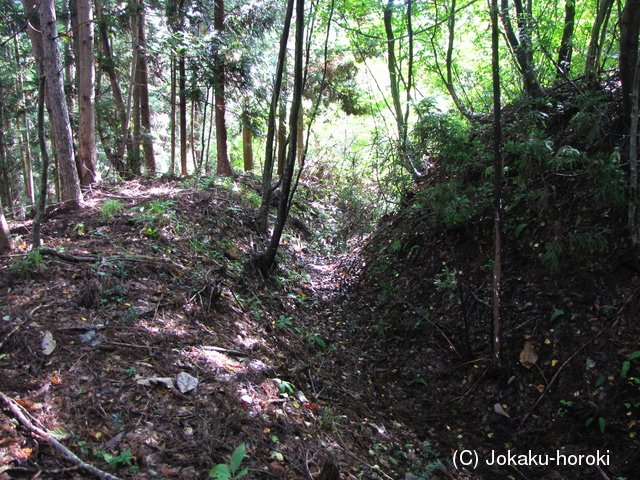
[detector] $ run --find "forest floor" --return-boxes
[1,172,639,480]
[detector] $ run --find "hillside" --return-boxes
[1,82,640,480]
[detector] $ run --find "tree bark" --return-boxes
[260,0,304,272]
[584,0,614,83]
[170,55,177,176]
[14,38,35,204]
[214,0,234,176]
[243,98,254,172]
[0,198,12,253]
[95,0,130,177]
[491,0,503,365]
[258,0,294,233]
[30,0,82,208]
[76,0,97,185]
[134,0,155,175]
[620,0,640,128]
[179,53,187,175]
[499,0,544,98]
[556,0,575,77]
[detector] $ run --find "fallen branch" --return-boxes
[37,247,185,273]
[0,391,122,480]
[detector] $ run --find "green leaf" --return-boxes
[209,464,231,479]
[230,443,246,475]
[514,223,527,238]
[549,309,564,322]
[621,360,631,378]
[628,350,640,361]
[236,467,249,478]
[598,417,606,433]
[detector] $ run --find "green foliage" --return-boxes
[101,199,125,221]
[413,181,476,229]
[276,315,293,329]
[209,443,248,480]
[95,449,136,471]
[411,100,475,172]
[9,250,43,279]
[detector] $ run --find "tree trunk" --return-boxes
[243,98,254,172]
[0,197,12,253]
[76,0,97,185]
[260,0,304,272]
[170,55,176,176]
[95,0,130,177]
[258,0,294,233]
[179,53,188,175]
[35,0,83,208]
[628,40,640,252]
[491,0,503,365]
[585,0,615,83]
[33,71,50,249]
[13,38,35,205]
[499,0,544,98]
[556,0,575,77]
[214,0,234,176]
[134,0,155,175]
[620,0,640,128]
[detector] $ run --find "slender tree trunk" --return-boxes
[297,105,304,166]
[190,96,197,170]
[258,0,294,233]
[36,0,83,208]
[620,0,640,128]
[95,0,130,177]
[585,0,615,83]
[491,0,503,365]
[243,98,254,172]
[179,53,187,175]
[499,0,543,98]
[261,0,304,272]
[628,44,640,252]
[276,98,287,176]
[13,38,35,204]
[214,0,234,176]
[384,0,404,142]
[33,72,50,249]
[76,0,97,185]
[556,0,575,77]
[169,55,176,176]
[135,0,155,175]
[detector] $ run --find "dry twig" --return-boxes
[0,391,122,480]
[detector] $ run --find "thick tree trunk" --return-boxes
[0,198,12,253]
[214,0,234,176]
[37,0,83,208]
[76,0,97,185]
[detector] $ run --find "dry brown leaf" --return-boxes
[519,341,538,368]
